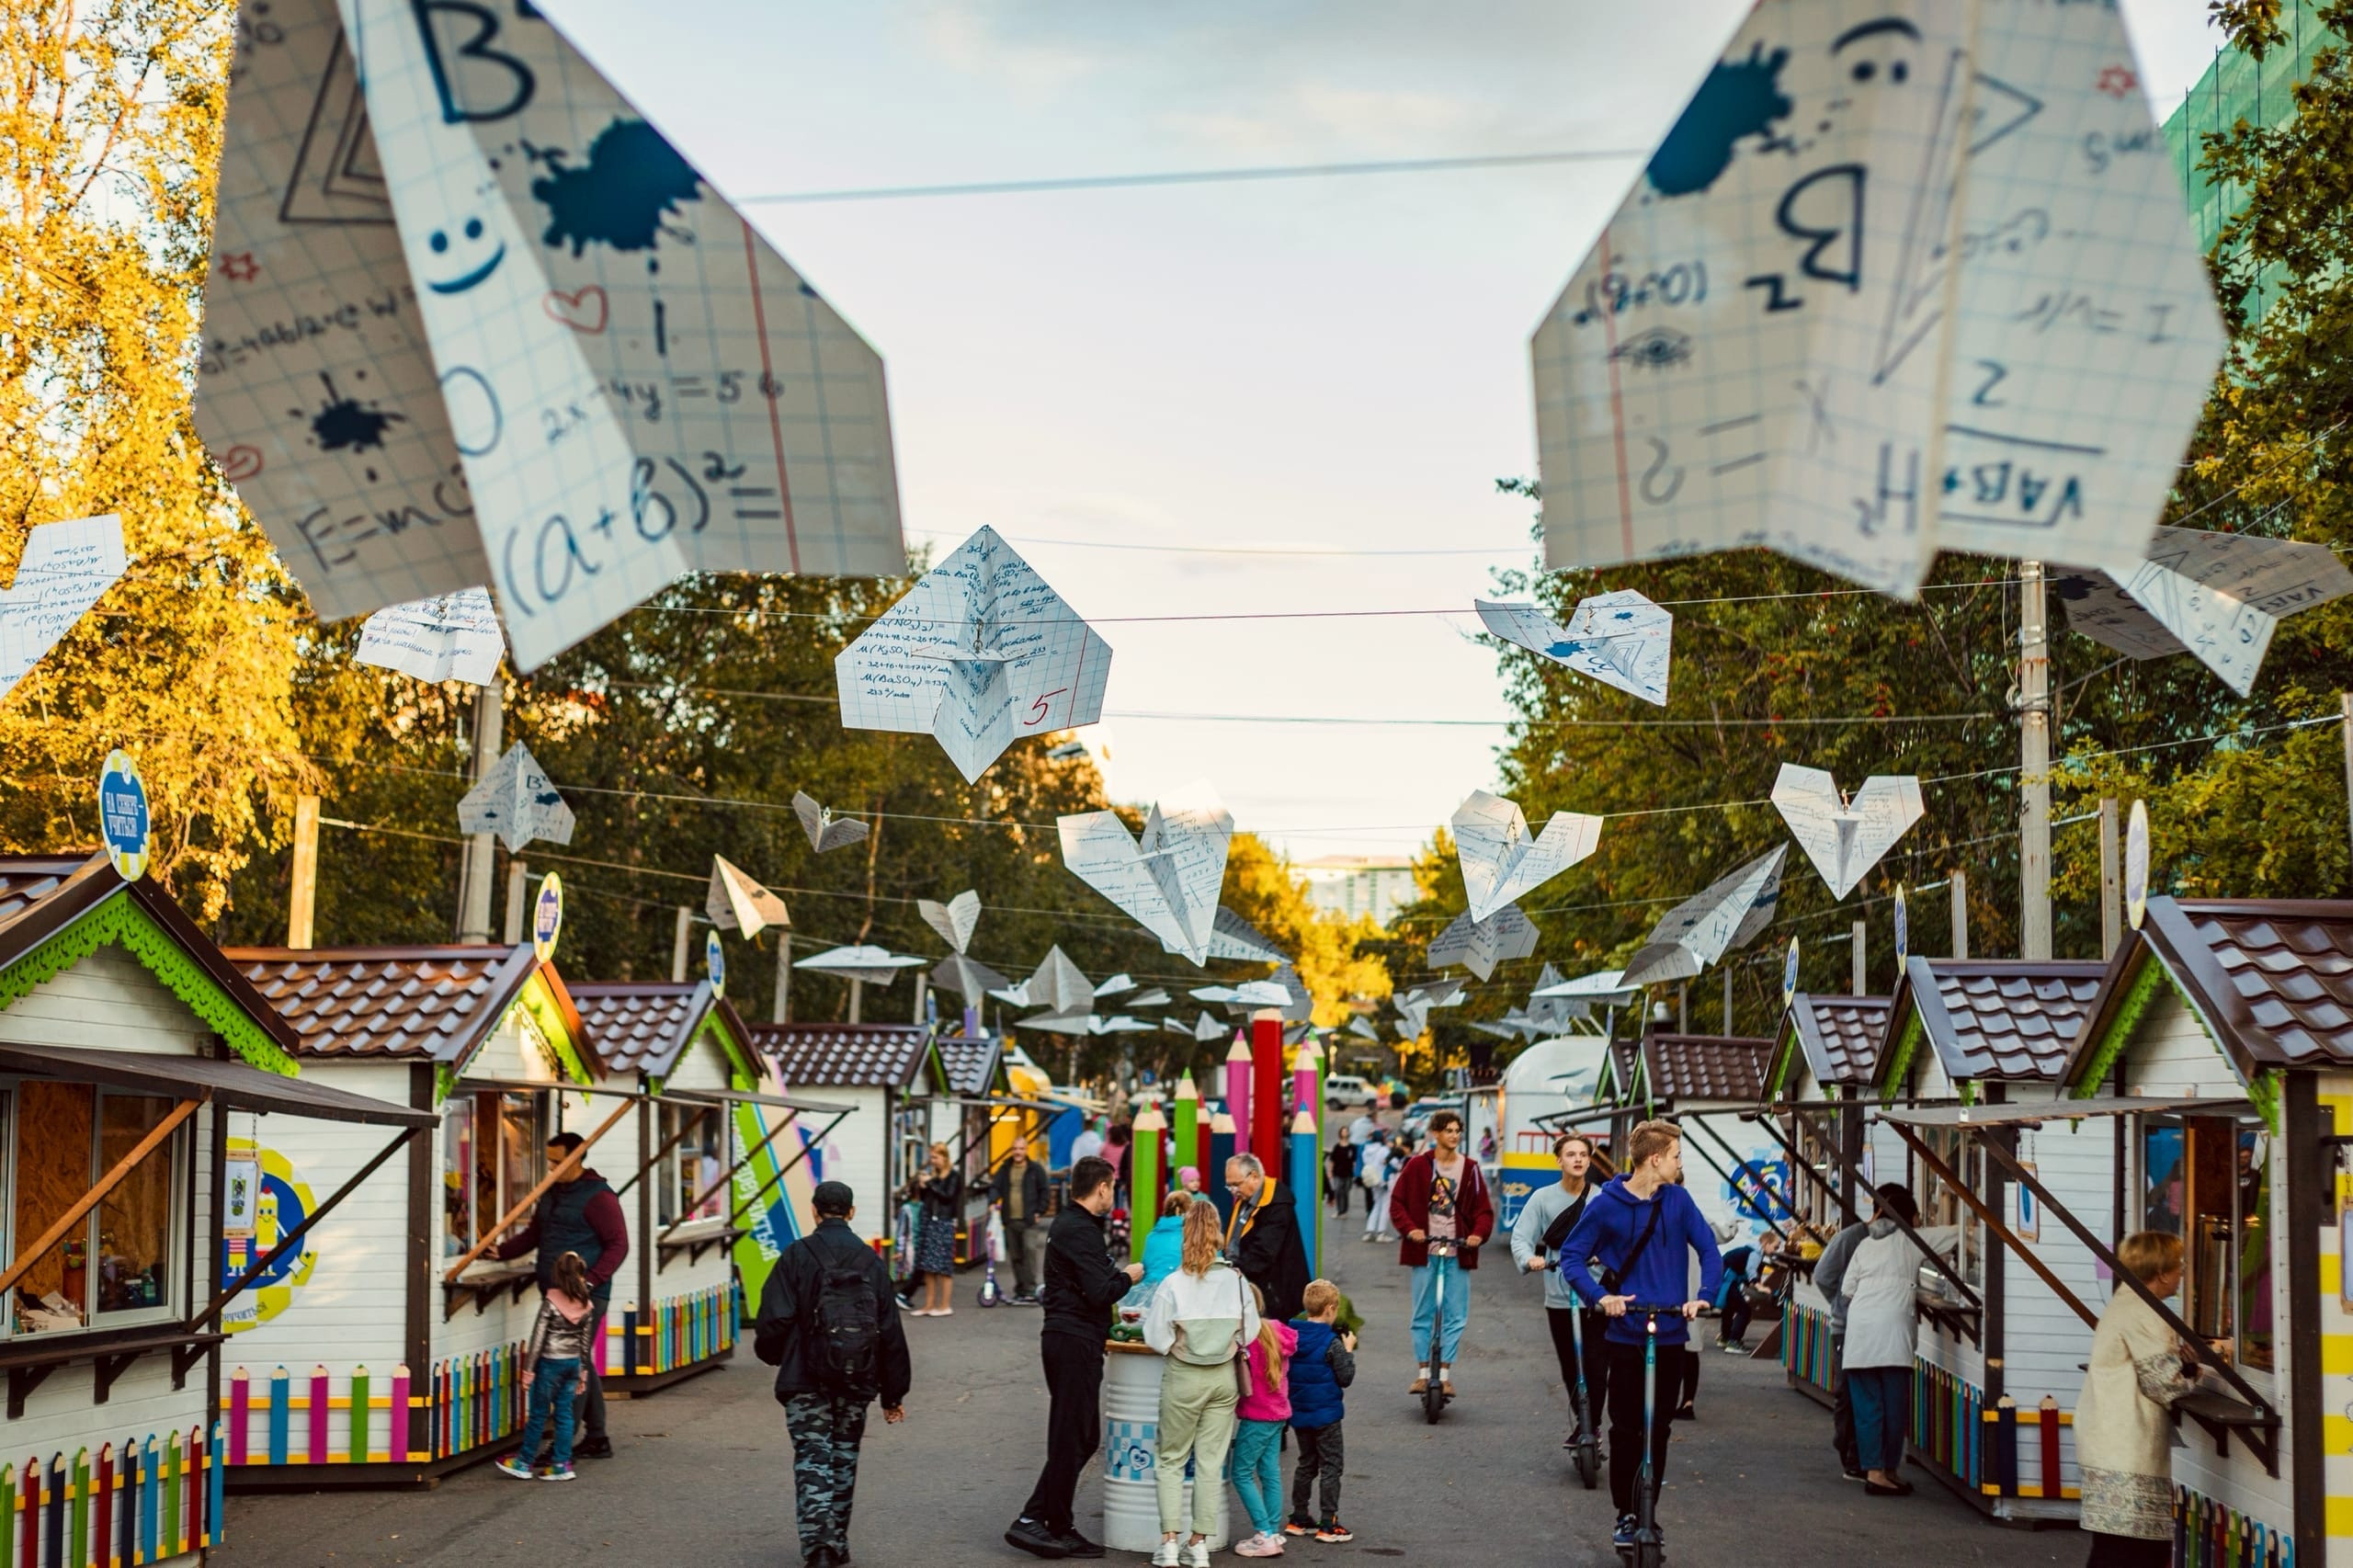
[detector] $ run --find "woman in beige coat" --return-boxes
[2075,1231,2203,1567]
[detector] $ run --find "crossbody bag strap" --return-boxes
[1604,1199,1665,1292]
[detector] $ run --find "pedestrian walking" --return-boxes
[751,1180,912,1568]
[1324,1127,1355,1218]
[1388,1108,1495,1396]
[2076,1231,2203,1567]
[1559,1119,1722,1554]
[1282,1278,1356,1543]
[1808,1201,1875,1480]
[995,1141,1051,1305]
[1071,1118,1107,1167]
[1358,1134,1392,1242]
[1142,1189,1191,1286]
[1509,1131,1608,1448]
[1144,1199,1257,1567]
[494,1130,628,1460]
[494,1250,597,1483]
[1838,1184,1957,1497]
[1231,1280,1296,1558]
[908,1142,961,1317]
[1224,1152,1311,1322]
[1006,1154,1143,1561]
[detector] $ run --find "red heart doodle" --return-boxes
[542,285,608,335]
[219,445,265,483]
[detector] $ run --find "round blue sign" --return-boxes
[1780,937,1801,1012]
[98,749,150,880]
[705,928,725,995]
[533,872,563,960]
[1894,886,1909,968]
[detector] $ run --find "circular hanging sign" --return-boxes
[1780,937,1801,1013]
[2125,800,2151,931]
[98,749,151,881]
[1893,886,1909,969]
[705,927,726,995]
[533,872,563,960]
[219,1138,319,1333]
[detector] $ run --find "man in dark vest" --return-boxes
[497,1130,630,1459]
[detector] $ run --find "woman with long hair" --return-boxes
[1231,1280,1297,1556]
[910,1142,962,1317]
[1142,1199,1257,1566]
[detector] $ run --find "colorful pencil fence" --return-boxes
[1781,1301,1835,1395]
[0,1424,223,1566]
[610,1286,736,1378]
[2176,1485,2290,1568]
[222,1346,522,1468]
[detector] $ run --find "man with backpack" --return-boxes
[1508,1131,1608,1450]
[754,1180,913,1568]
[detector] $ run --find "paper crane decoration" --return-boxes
[917,890,983,954]
[0,514,125,705]
[1059,782,1234,965]
[1475,590,1673,706]
[794,792,870,855]
[1452,790,1604,923]
[1619,846,1787,989]
[1427,903,1540,982]
[1770,766,1926,899]
[2055,527,2353,697]
[355,589,504,687]
[705,856,790,939]
[457,743,575,852]
[835,527,1112,782]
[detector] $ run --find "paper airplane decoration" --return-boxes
[198,0,903,668]
[1619,846,1787,989]
[1020,946,1095,1017]
[1345,1016,1381,1042]
[1094,973,1137,999]
[930,952,1008,1002]
[794,792,870,855]
[836,528,1112,782]
[1452,790,1604,923]
[1427,903,1540,982]
[793,945,926,986]
[1059,781,1233,965]
[705,856,789,938]
[354,589,503,686]
[1476,591,1673,706]
[457,743,574,852]
[917,890,982,954]
[1771,766,1926,899]
[0,515,126,705]
[1127,988,1171,1009]
[1016,1009,1095,1036]
[1188,906,1286,964]
[1192,1012,1225,1041]
[2055,528,2353,697]
[1528,0,2224,597]
[1265,964,1314,1023]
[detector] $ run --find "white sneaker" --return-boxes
[1182,1540,1213,1568]
[1153,1540,1181,1567]
[1236,1531,1285,1557]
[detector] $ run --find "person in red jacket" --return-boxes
[1387,1110,1494,1396]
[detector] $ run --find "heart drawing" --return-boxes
[541,285,608,335]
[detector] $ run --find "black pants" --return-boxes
[1719,1291,1753,1346]
[1022,1334,1105,1534]
[1675,1340,1699,1414]
[1288,1422,1344,1527]
[1830,1333,1860,1471]
[1329,1176,1350,1217]
[2085,1533,2170,1568]
[1543,1305,1611,1431]
[1603,1337,1691,1516]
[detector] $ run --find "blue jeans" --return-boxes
[1232,1418,1285,1536]
[1847,1365,1910,1473]
[517,1358,580,1468]
[1409,1255,1470,1366]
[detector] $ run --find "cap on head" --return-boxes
[813,1180,855,1217]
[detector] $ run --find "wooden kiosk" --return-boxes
[748,1024,942,1250]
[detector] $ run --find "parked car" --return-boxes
[1323,1074,1376,1112]
[1399,1096,1462,1141]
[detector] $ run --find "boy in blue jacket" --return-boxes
[1560,1119,1722,1551]
[1282,1278,1358,1543]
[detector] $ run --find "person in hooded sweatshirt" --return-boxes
[1560,1119,1722,1554]
[1142,1189,1193,1288]
[496,1130,630,1460]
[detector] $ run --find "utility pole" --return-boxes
[287,796,320,949]
[2098,798,2122,959]
[2341,692,2352,882]
[671,906,691,983]
[455,684,502,942]
[1851,919,1866,995]
[1722,968,1733,1034]
[1950,869,1970,960]
[2018,562,2052,960]
[502,859,529,945]
[773,933,793,1025]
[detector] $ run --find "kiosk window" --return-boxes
[442,1091,546,1258]
[2136,1116,2271,1371]
[657,1104,724,1228]
[11,1083,182,1335]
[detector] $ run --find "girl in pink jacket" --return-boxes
[1232,1283,1298,1556]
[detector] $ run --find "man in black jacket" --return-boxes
[993,1142,1051,1304]
[1006,1154,1142,1560]
[755,1181,913,1568]
[1224,1152,1310,1322]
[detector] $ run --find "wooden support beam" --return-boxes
[0,1098,199,1301]
[443,1097,633,1283]
[612,1101,717,1202]
[658,1108,801,1244]
[1882,1119,2096,1329]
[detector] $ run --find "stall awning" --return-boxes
[0,1041,436,1127]
[1875,1095,2253,1129]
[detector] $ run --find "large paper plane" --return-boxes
[1427,903,1540,982]
[917,891,982,954]
[1182,906,1285,964]
[1,515,126,704]
[1018,946,1095,1016]
[706,855,789,938]
[2056,528,2353,696]
[1345,1016,1381,1042]
[1452,790,1604,923]
[1059,782,1233,964]
[929,952,1008,1002]
[198,0,903,668]
[1620,846,1787,988]
[836,528,1112,782]
[354,588,503,686]
[1529,0,2225,597]
[457,742,574,851]
[1771,766,1925,898]
[1476,590,1673,706]
[1395,981,1468,1040]
[793,792,869,855]
[793,945,925,986]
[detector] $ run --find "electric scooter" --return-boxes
[1565,1302,1600,1490]
[1419,1236,1460,1425]
[1618,1302,1706,1568]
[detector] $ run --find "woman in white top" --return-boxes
[2075,1231,2201,1567]
[1837,1184,1960,1497]
[1143,1199,1259,1568]
[1358,1137,1392,1241]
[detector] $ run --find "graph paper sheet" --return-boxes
[197,0,904,667]
[1427,903,1540,983]
[1619,845,1788,988]
[2055,527,2353,697]
[1529,0,2223,594]
[792,790,870,855]
[354,587,504,685]
[456,741,576,851]
[1769,764,1924,898]
[836,527,1113,782]
[1476,590,1673,706]
[1451,790,1603,924]
[0,516,125,704]
[918,890,983,955]
[1058,782,1233,966]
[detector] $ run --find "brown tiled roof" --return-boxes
[750,1022,932,1089]
[1893,959,2106,1084]
[2108,897,2353,1071]
[1641,1033,1770,1104]
[934,1033,1002,1096]
[225,945,539,1063]
[1786,994,1892,1088]
[573,982,704,1076]
[0,856,88,925]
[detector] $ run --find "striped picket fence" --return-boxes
[1780,1301,1834,1394]
[2176,1485,2290,1568]
[0,1424,224,1566]
[1911,1359,1984,1494]
[1976,1393,2076,1501]
[222,1346,521,1467]
[614,1285,737,1378]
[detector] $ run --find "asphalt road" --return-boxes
[222,1201,2081,1566]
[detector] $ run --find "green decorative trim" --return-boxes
[1880,1014,1924,1105]
[2071,959,2175,1099]
[691,1008,757,1087]
[2246,1068,2281,1137]
[0,895,297,1076]
[434,1062,457,1105]
[1957,1078,1978,1108]
[1765,1028,1799,1099]
[516,973,593,1086]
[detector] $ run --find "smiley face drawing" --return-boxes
[423,215,506,295]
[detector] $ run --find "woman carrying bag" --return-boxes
[1143,1198,1260,1568]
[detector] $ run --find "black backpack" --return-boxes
[812,1251,882,1398]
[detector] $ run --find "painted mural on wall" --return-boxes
[220,1137,318,1332]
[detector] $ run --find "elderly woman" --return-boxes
[2076,1231,2203,1567]
[1837,1184,1959,1496]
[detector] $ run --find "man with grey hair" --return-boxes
[1222,1151,1309,1321]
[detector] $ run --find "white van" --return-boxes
[1323,1074,1377,1113]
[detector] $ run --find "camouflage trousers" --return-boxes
[783,1393,870,1558]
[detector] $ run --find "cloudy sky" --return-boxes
[548,0,2228,865]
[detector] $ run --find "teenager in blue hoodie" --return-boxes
[1559,1119,1722,1552]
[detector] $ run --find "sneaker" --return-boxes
[1005,1519,1074,1560]
[1282,1521,1314,1538]
[1235,1533,1283,1558]
[573,1435,613,1460]
[494,1456,537,1481]
[1406,1372,1429,1394]
[1315,1523,1354,1543]
[540,1463,576,1482]
[1150,1542,1180,1568]
[1181,1540,1212,1568]
[1054,1528,1105,1558]
[1438,1369,1455,1396]
[1721,1341,1747,1354]
[1841,1465,1868,1483]
[1612,1513,1636,1551]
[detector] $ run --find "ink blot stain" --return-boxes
[531,119,701,256]
[1645,42,1793,198]
[301,371,403,454]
